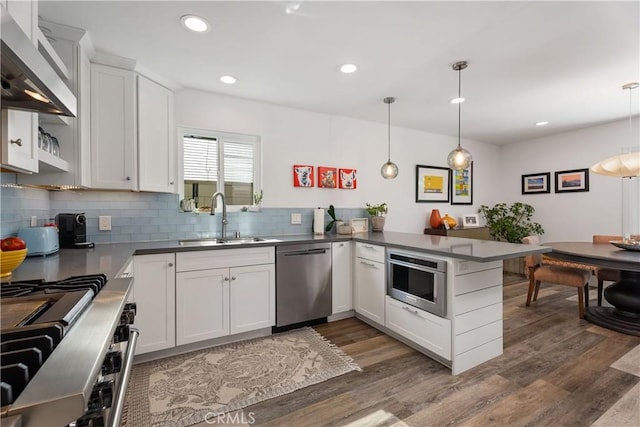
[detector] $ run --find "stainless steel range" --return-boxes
[0,274,138,427]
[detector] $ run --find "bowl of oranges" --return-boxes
[1,237,28,278]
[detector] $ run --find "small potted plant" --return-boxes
[366,203,388,232]
[325,205,344,233]
[248,189,263,212]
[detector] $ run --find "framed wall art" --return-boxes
[318,166,337,188]
[293,165,314,187]
[416,165,451,203]
[338,168,357,189]
[521,172,550,194]
[451,162,473,205]
[555,168,589,193]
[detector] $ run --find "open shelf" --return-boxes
[38,150,69,173]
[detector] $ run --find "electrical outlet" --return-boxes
[291,213,302,225]
[30,216,37,227]
[99,215,112,231]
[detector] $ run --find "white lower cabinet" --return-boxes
[354,243,385,325]
[132,253,176,355]
[176,268,229,346]
[176,247,275,346]
[332,241,353,314]
[229,264,275,334]
[385,296,451,360]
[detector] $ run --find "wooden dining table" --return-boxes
[544,241,640,336]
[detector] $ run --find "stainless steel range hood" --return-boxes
[1,6,76,117]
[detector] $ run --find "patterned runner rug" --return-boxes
[122,327,361,427]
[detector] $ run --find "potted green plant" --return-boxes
[366,203,388,232]
[325,205,343,233]
[478,202,544,274]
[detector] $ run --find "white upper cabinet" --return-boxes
[1,0,38,173]
[90,61,175,192]
[19,21,92,186]
[137,74,175,193]
[90,63,137,190]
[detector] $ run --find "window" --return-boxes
[180,129,260,210]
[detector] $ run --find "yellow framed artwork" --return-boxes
[416,165,451,203]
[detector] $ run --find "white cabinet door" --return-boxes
[332,241,353,314]
[90,63,136,189]
[1,109,38,173]
[354,257,385,325]
[176,268,229,345]
[137,75,175,193]
[132,253,175,354]
[229,264,275,334]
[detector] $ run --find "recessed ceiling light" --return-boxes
[535,121,549,126]
[220,75,237,85]
[340,64,358,74]
[181,15,209,33]
[450,97,465,104]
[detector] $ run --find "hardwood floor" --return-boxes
[213,274,640,427]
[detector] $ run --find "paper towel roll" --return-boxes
[313,208,325,235]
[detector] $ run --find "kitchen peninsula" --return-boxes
[9,231,550,374]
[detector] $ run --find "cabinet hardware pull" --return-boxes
[10,138,23,146]
[362,245,373,249]
[126,176,131,181]
[231,276,237,281]
[359,261,376,268]
[170,181,174,185]
[224,277,230,281]
[167,262,174,267]
[402,306,419,315]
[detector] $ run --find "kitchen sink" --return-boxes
[178,237,281,246]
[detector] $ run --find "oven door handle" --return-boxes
[109,327,139,427]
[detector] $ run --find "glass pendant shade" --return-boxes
[381,97,398,179]
[381,161,399,179]
[447,146,472,170]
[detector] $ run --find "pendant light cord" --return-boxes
[388,100,391,162]
[458,66,462,149]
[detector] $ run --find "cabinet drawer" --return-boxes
[355,243,385,263]
[385,296,451,360]
[177,247,275,272]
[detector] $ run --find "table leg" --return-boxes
[584,270,640,336]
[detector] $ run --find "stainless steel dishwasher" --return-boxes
[276,243,332,329]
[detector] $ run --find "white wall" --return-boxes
[500,118,639,243]
[175,89,502,234]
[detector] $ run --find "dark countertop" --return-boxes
[6,231,550,282]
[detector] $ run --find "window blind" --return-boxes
[183,136,217,181]
[223,141,254,183]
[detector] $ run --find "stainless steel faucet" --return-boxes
[210,192,228,240]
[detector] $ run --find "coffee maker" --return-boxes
[56,213,95,248]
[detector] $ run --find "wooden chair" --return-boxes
[593,235,622,306]
[522,236,591,318]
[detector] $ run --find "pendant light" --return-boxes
[381,96,399,179]
[591,82,640,178]
[447,61,473,170]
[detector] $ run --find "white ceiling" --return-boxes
[38,1,640,145]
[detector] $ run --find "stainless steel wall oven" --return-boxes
[387,249,447,317]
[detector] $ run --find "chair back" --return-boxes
[593,235,622,244]
[522,235,542,268]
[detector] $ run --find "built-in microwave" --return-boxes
[387,249,447,317]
